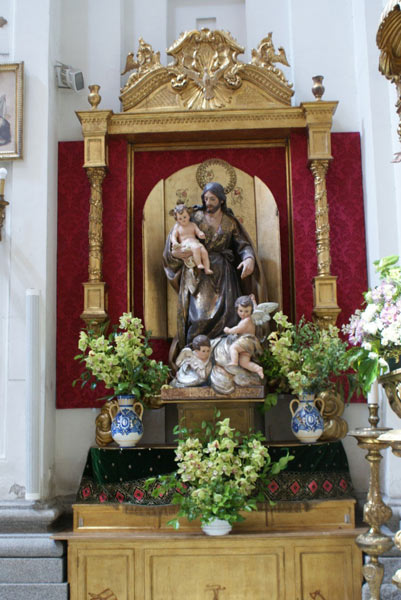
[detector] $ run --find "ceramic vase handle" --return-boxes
[289,398,299,417]
[134,402,144,420]
[314,397,325,415]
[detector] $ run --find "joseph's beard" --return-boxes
[206,204,220,213]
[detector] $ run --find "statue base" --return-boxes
[160,385,265,435]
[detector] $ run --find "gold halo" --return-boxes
[196,159,237,194]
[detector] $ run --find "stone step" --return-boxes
[0,557,65,583]
[0,583,68,600]
[0,533,65,557]
[0,501,63,533]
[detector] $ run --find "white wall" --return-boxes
[0,0,61,498]
[2,0,400,504]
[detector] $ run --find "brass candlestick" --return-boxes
[349,404,393,600]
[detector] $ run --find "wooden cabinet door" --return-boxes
[294,543,360,600]
[72,547,136,600]
[144,545,285,600]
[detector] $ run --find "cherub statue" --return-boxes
[171,334,212,387]
[170,203,213,274]
[224,294,278,379]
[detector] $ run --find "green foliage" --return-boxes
[73,312,170,402]
[145,416,293,528]
[266,312,355,396]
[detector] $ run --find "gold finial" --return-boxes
[312,75,325,101]
[88,84,101,110]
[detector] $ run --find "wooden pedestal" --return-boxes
[161,386,265,435]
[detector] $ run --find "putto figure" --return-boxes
[171,334,213,388]
[224,294,278,379]
[170,203,213,274]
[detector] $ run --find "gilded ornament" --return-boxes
[311,75,325,101]
[378,368,401,419]
[120,29,293,111]
[88,84,101,110]
[121,37,162,90]
[167,28,244,110]
[377,3,401,143]
[349,426,393,599]
[251,32,291,85]
[95,399,119,446]
[196,159,237,194]
[317,390,348,441]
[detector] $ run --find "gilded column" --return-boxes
[76,92,112,326]
[302,100,341,328]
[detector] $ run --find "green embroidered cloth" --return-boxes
[77,442,354,504]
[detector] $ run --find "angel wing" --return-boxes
[251,302,279,326]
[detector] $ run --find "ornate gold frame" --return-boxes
[76,30,340,327]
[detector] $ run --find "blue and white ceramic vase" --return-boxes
[289,392,325,443]
[110,395,144,448]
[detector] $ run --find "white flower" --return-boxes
[379,358,389,369]
[364,322,379,335]
[362,304,378,322]
[362,342,372,351]
[368,352,378,360]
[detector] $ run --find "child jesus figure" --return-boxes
[170,204,213,274]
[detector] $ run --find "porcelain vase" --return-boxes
[110,395,144,448]
[290,392,325,443]
[201,518,232,536]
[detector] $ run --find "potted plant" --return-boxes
[262,312,354,442]
[145,414,293,534]
[344,256,401,395]
[74,312,170,446]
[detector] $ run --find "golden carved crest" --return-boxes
[167,29,243,109]
[120,29,293,112]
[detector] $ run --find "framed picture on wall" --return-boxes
[0,62,23,160]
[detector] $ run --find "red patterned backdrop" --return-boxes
[57,132,366,408]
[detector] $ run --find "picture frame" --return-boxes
[0,62,23,160]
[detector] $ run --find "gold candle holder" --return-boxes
[349,419,393,600]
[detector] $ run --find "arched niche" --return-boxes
[142,161,282,339]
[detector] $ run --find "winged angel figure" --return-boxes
[224,295,278,378]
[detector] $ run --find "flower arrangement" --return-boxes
[74,312,170,401]
[262,311,353,400]
[146,415,293,528]
[344,255,401,394]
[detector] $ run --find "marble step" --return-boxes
[0,557,65,583]
[0,583,68,600]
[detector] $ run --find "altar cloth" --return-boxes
[77,441,354,505]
